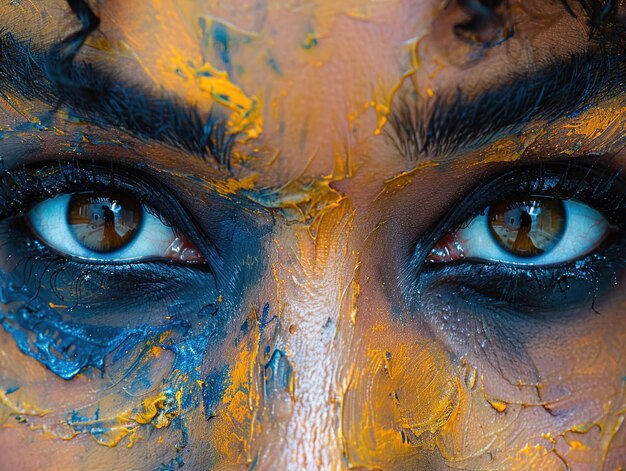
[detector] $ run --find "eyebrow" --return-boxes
[0,32,236,168]
[387,48,626,162]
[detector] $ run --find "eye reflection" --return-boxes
[28,192,206,264]
[488,195,565,257]
[68,193,142,253]
[428,195,610,266]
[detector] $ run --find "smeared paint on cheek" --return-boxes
[343,332,460,468]
[0,317,218,451]
[208,303,286,466]
[0,184,266,468]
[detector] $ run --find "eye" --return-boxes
[427,194,610,266]
[28,191,206,264]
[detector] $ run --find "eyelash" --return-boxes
[405,160,626,312]
[0,160,214,292]
[0,160,224,378]
[435,161,624,248]
[2,159,624,313]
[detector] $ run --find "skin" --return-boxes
[0,0,625,469]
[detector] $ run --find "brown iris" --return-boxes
[67,193,142,253]
[488,195,565,257]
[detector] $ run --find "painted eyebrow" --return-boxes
[0,32,236,168]
[387,49,626,162]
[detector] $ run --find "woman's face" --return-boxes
[1,1,625,469]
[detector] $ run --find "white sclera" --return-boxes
[29,194,181,262]
[458,199,609,266]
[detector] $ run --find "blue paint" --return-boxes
[566,102,594,118]
[240,319,249,335]
[199,17,232,72]
[264,350,292,398]
[1,299,132,380]
[157,454,185,471]
[201,365,230,420]
[0,284,197,381]
[266,52,283,76]
[0,161,274,463]
[258,302,276,338]
[211,22,231,67]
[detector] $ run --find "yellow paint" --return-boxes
[170,53,262,140]
[307,195,353,267]
[486,397,508,413]
[48,302,68,309]
[151,345,163,358]
[210,174,258,196]
[0,389,50,424]
[88,389,182,447]
[567,439,590,451]
[564,104,626,141]
[214,313,261,464]
[343,335,459,469]
[371,321,385,333]
[466,367,477,390]
[384,160,439,189]
[473,128,546,165]
[303,32,319,49]
[570,422,596,434]
[374,160,439,202]
[370,24,433,135]
[349,258,361,326]
[130,391,179,427]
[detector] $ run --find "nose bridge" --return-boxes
[211,186,467,469]
[244,190,470,470]
[250,195,358,470]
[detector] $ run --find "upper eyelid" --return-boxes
[0,160,218,261]
[407,161,625,267]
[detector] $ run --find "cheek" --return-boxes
[425,287,626,467]
[0,325,196,467]
[0,325,176,435]
[342,317,460,469]
[339,266,626,469]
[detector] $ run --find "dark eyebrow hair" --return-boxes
[387,49,626,162]
[0,32,237,168]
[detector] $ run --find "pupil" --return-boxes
[488,195,565,257]
[67,193,142,253]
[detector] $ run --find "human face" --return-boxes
[0,1,625,469]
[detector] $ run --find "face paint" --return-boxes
[1,0,626,469]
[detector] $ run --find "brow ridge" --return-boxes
[0,32,236,168]
[387,50,626,162]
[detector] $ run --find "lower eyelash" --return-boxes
[415,236,626,315]
[411,161,625,265]
[400,161,626,314]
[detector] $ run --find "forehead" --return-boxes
[94,1,434,180]
[4,1,588,186]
